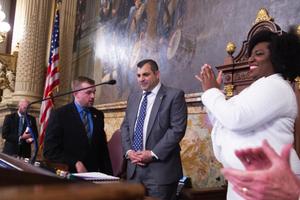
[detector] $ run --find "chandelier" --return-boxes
[0,4,11,43]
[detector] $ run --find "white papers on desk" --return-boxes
[0,158,23,171]
[71,172,120,181]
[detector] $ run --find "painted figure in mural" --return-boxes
[222,140,300,200]
[99,0,111,22]
[156,0,194,71]
[127,0,147,40]
[73,0,87,50]
[157,0,184,40]
[95,0,135,102]
[99,0,132,28]
[111,0,122,18]
[195,29,300,199]
[43,76,113,174]
[121,59,187,200]
[113,0,134,31]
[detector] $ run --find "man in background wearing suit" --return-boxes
[43,76,112,174]
[2,99,38,158]
[121,59,187,200]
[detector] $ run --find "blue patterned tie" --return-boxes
[132,92,151,151]
[18,115,24,136]
[82,109,90,137]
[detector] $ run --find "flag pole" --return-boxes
[35,1,61,164]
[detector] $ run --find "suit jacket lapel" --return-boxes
[89,108,98,135]
[70,102,86,133]
[14,113,20,135]
[146,85,166,141]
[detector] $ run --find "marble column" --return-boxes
[12,0,52,104]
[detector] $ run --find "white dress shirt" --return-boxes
[202,74,300,200]
[135,82,161,150]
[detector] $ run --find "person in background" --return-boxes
[222,139,300,200]
[2,99,38,158]
[43,76,112,174]
[121,59,187,200]
[195,28,300,199]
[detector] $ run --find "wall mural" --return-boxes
[73,0,197,104]
[73,0,300,104]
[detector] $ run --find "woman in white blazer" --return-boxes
[196,29,300,200]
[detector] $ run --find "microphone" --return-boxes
[29,79,117,106]
[105,79,116,85]
[25,79,116,164]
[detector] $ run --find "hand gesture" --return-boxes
[75,161,87,173]
[20,127,34,143]
[128,150,154,166]
[221,140,300,200]
[195,64,222,91]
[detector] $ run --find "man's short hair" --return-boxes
[137,59,159,72]
[18,99,29,106]
[72,76,95,90]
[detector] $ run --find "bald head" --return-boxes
[18,99,29,114]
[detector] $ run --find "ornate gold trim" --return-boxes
[224,84,234,97]
[254,8,273,24]
[0,53,17,93]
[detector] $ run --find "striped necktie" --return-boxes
[132,91,151,151]
[18,115,24,136]
[82,109,90,136]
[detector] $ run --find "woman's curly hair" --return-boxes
[248,27,300,82]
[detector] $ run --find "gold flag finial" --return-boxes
[297,25,300,36]
[226,42,236,56]
[254,8,273,24]
[295,76,300,90]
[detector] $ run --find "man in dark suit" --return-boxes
[43,76,112,174]
[2,99,38,158]
[121,59,187,200]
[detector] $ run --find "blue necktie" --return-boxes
[18,115,24,136]
[132,92,151,151]
[82,109,90,137]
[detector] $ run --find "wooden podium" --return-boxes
[0,153,146,200]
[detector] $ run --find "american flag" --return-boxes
[39,7,60,149]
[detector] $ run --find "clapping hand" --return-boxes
[221,140,300,200]
[195,64,222,91]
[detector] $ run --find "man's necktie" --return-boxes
[132,92,151,151]
[82,109,90,137]
[18,115,24,136]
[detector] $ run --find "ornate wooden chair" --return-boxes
[107,129,126,178]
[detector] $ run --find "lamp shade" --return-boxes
[0,21,11,33]
[0,10,5,22]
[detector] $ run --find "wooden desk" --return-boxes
[0,153,146,199]
[0,182,145,200]
[179,187,227,200]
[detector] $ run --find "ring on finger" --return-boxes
[241,187,248,193]
[245,158,251,164]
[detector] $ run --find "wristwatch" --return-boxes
[151,151,158,161]
[152,155,157,161]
